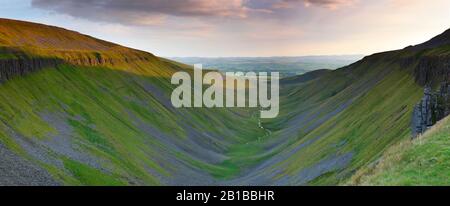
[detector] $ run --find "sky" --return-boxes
[1,0,450,57]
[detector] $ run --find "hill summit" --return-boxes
[412,28,450,50]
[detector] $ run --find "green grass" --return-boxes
[0,60,266,185]
[351,116,450,185]
[259,52,425,185]
[1,18,449,186]
[63,157,125,186]
[0,49,430,185]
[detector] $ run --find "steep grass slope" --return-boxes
[0,18,449,185]
[350,115,450,185]
[227,53,422,185]
[237,30,450,185]
[0,19,266,185]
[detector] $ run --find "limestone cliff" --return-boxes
[0,57,61,81]
[0,18,156,81]
[412,82,450,137]
[414,56,450,85]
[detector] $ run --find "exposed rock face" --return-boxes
[0,18,157,82]
[412,82,450,137]
[414,56,450,86]
[0,58,62,81]
[0,54,151,82]
[61,53,151,67]
[408,53,449,138]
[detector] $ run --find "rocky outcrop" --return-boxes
[414,56,450,85]
[61,53,152,67]
[0,58,62,81]
[412,82,450,137]
[0,53,152,82]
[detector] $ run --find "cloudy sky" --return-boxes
[1,0,450,57]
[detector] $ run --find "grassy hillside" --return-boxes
[349,116,450,185]
[0,19,267,185]
[0,64,266,185]
[243,42,449,185]
[0,18,449,185]
[228,51,424,185]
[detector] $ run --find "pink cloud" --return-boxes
[274,0,357,10]
[32,0,253,25]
